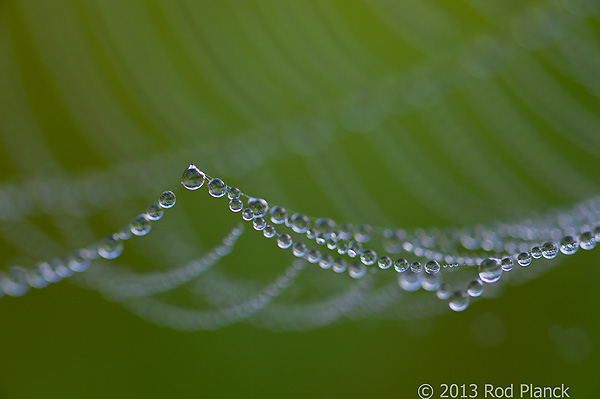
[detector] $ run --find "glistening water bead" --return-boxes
[579,231,596,250]
[158,191,176,208]
[290,213,309,233]
[98,235,124,259]
[425,260,440,274]
[248,198,268,218]
[541,241,558,259]
[449,291,470,312]
[229,198,243,212]
[467,280,484,297]
[517,251,532,266]
[181,164,205,190]
[146,203,163,221]
[479,258,502,283]
[277,234,292,249]
[378,256,392,270]
[394,258,409,273]
[227,187,241,199]
[269,206,287,224]
[130,214,151,236]
[208,178,227,197]
[360,249,377,266]
[348,263,367,279]
[559,236,578,255]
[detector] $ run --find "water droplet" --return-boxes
[337,224,353,240]
[449,291,470,312]
[560,236,578,255]
[117,227,131,240]
[290,213,309,233]
[541,241,558,259]
[479,258,502,283]
[421,272,441,291]
[398,270,421,291]
[594,226,600,241]
[158,191,176,208]
[337,241,348,255]
[360,249,377,266]
[347,241,362,257]
[531,246,542,259]
[98,235,124,259]
[579,231,596,250]
[349,262,367,279]
[277,234,292,249]
[227,187,241,199]
[229,198,243,212]
[263,225,276,238]
[181,164,205,190]
[394,258,409,273]
[269,206,287,224]
[354,224,372,242]
[326,239,337,250]
[208,178,227,197]
[436,283,451,300]
[378,256,392,270]
[425,260,440,274]
[248,198,269,218]
[292,242,307,257]
[68,251,90,272]
[253,217,266,231]
[307,249,321,264]
[332,258,347,273]
[467,279,484,297]
[130,214,151,236]
[146,203,163,221]
[410,261,422,273]
[306,229,317,239]
[319,254,333,269]
[501,257,514,271]
[315,233,326,245]
[315,218,335,235]
[517,251,532,266]
[242,208,254,221]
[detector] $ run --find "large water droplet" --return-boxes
[277,234,292,249]
[248,198,269,218]
[181,164,205,190]
[425,260,440,274]
[377,256,392,270]
[292,242,307,257]
[290,213,309,233]
[253,217,266,231]
[436,283,451,300]
[319,254,333,269]
[467,279,484,297]
[208,178,227,197]
[269,206,287,224]
[263,225,276,238]
[227,187,241,199]
[307,249,321,264]
[394,258,409,273]
[449,291,470,312]
[410,261,422,273]
[517,251,532,266]
[229,198,243,212]
[421,272,441,291]
[146,203,163,221]
[478,258,502,283]
[579,231,596,250]
[158,191,176,208]
[347,241,362,257]
[398,270,421,291]
[559,236,578,255]
[130,214,151,236]
[98,235,124,259]
[360,249,377,266]
[501,257,513,271]
[531,246,543,259]
[541,241,558,259]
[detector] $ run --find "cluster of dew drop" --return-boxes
[179,164,600,313]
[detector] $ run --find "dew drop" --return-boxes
[594,226,600,241]
[319,254,333,269]
[146,203,163,221]
[306,229,317,239]
[337,241,348,255]
[531,246,543,259]
[292,242,307,257]
[425,260,440,274]
[242,208,254,221]
[398,270,421,291]
[501,257,514,271]
[394,258,409,273]
[315,233,326,245]
[263,225,276,238]
[517,251,532,266]
[208,178,227,197]
[410,261,422,273]
[158,191,176,208]
[277,234,292,249]
[253,217,266,231]
[326,239,337,250]
[347,241,362,257]
[354,224,372,242]
[360,249,377,266]
[98,235,124,259]
[229,198,243,212]
[181,164,205,190]
[307,249,321,264]
[227,187,241,199]
[290,213,309,233]
[68,251,90,272]
[478,258,502,283]
[436,283,451,300]
[377,256,392,270]
[269,206,287,224]
[248,198,269,218]
[541,241,558,259]
[467,279,484,297]
[130,214,151,236]
[315,218,335,235]
[421,272,441,291]
[579,231,596,250]
[449,291,470,312]
[332,258,347,273]
[349,262,367,279]
[559,236,578,255]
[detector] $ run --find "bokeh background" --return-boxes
[0,0,599,397]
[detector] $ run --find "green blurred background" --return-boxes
[0,0,599,397]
